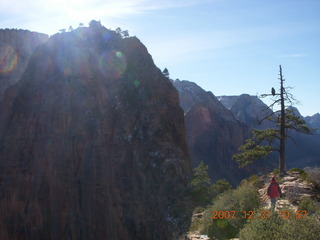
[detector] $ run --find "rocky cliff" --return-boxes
[0,29,49,102]
[173,80,266,186]
[218,94,274,129]
[0,23,192,240]
[305,113,320,134]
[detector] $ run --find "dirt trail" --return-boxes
[259,171,314,211]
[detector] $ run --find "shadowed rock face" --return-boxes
[173,80,264,186]
[0,24,191,240]
[0,29,49,102]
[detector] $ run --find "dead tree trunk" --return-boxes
[279,65,286,174]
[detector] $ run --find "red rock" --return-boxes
[0,25,191,239]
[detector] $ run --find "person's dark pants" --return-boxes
[271,198,277,210]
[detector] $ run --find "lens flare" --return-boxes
[0,44,18,73]
[133,80,140,87]
[99,50,127,78]
[116,51,123,58]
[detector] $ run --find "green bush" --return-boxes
[304,167,320,187]
[205,185,261,239]
[210,179,232,198]
[288,167,305,175]
[247,174,266,188]
[193,206,205,214]
[239,211,284,239]
[298,198,318,214]
[300,171,309,182]
[272,168,280,176]
[240,174,261,187]
[282,215,320,239]
[247,174,259,182]
[206,219,238,240]
[212,185,261,229]
[239,210,320,240]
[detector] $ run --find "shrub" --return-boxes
[272,168,280,176]
[300,171,309,182]
[247,174,266,188]
[239,210,284,240]
[304,167,320,187]
[239,209,320,240]
[193,206,205,214]
[212,185,261,229]
[189,185,260,239]
[240,174,261,187]
[298,198,319,214]
[204,185,261,239]
[288,167,305,175]
[282,216,320,240]
[247,174,259,183]
[206,219,238,240]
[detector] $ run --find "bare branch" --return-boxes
[286,135,297,146]
[257,111,275,123]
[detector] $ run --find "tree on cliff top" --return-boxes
[162,68,170,78]
[232,65,315,175]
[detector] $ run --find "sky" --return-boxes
[1,0,319,116]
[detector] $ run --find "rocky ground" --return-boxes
[259,171,317,212]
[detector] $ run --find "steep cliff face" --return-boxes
[173,80,263,185]
[0,24,191,240]
[305,113,320,134]
[0,29,48,101]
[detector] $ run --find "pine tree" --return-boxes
[233,65,315,175]
[211,179,232,197]
[162,68,169,78]
[191,161,212,206]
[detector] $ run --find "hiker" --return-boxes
[267,176,282,210]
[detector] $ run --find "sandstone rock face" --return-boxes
[173,80,264,185]
[0,24,191,240]
[0,29,49,102]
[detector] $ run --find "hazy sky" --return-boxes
[1,0,319,116]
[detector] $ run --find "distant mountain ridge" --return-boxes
[218,94,274,129]
[305,113,320,134]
